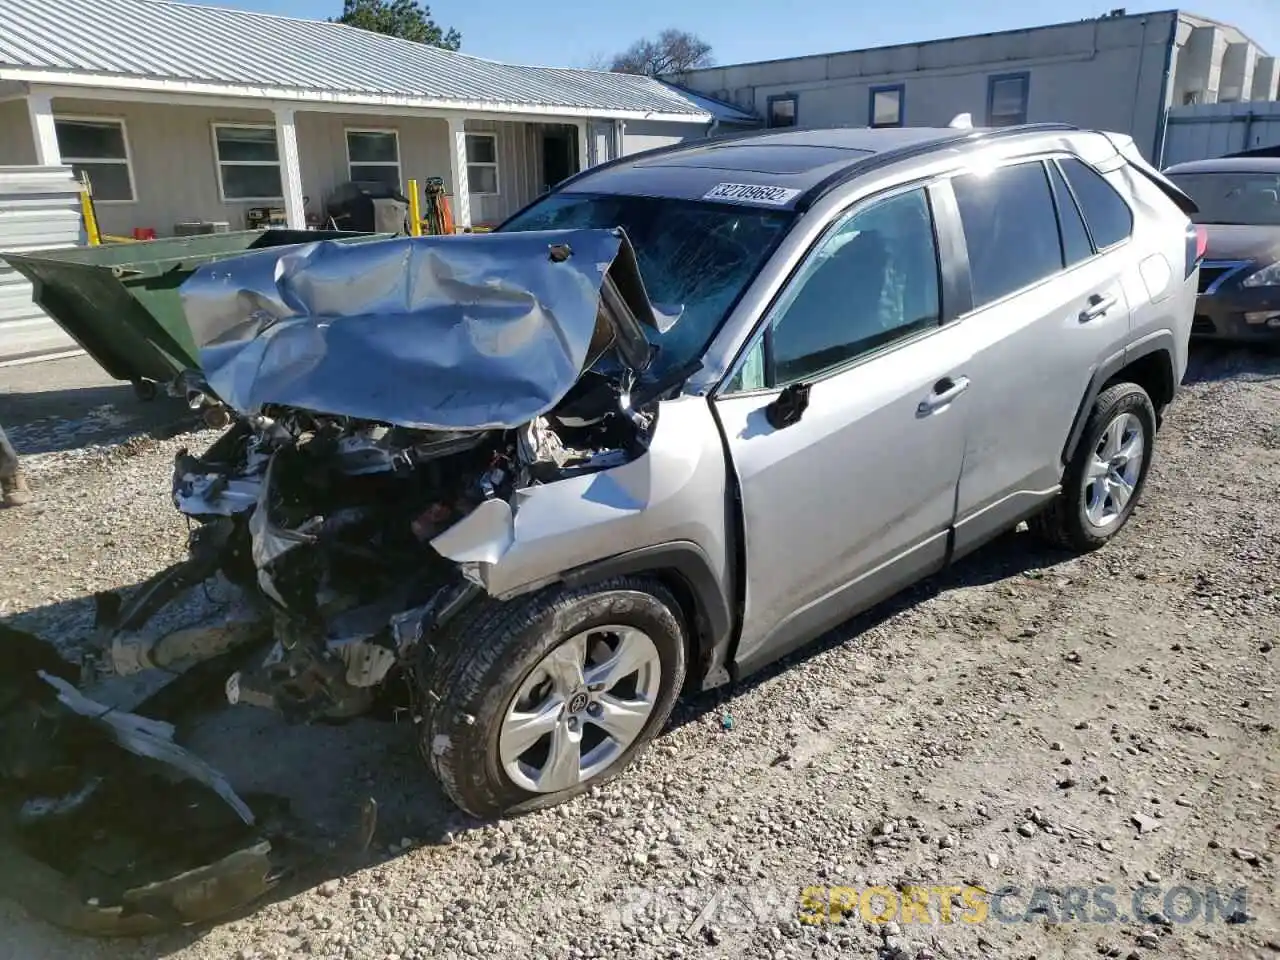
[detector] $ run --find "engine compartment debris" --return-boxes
[0,229,688,933]
[97,227,684,725]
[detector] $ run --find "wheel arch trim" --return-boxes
[1062,331,1176,467]
[556,541,734,690]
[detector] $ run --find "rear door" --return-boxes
[713,184,973,672]
[948,156,1136,555]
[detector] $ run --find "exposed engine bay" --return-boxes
[94,226,685,724]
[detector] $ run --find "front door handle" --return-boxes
[1079,293,1118,322]
[917,375,970,415]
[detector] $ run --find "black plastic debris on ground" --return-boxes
[0,622,292,936]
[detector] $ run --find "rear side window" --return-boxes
[952,161,1063,308]
[1058,157,1133,249]
[1048,162,1094,266]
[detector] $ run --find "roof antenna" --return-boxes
[949,113,974,129]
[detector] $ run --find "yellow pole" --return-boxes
[406,178,422,237]
[79,174,102,246]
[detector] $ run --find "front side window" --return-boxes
[1058,158,1133,249]
[1165,170,1280,226]
[465,133,499,195]
[869,85,904,128]
[735,188,941,390]
[953,161,1063,308]
[54,118,134,202]
[347,129,401,187]
[213,125,282,201]
[987,73,1029,127]
[768,95,798,128]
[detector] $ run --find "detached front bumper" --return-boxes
[1193,290,1280,341]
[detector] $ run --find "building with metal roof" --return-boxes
[0,0,755,243]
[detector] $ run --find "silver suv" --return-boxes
[106,123,1201,819]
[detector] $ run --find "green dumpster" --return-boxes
[2,229,392,400]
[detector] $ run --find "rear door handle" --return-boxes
[1079,293,1118,322]
[917,375,970,415]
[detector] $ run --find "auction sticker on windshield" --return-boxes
[703,182,801,206]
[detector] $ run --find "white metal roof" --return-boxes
[0,0,715,122]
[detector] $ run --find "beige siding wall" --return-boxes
[52,97,276,237]
[34,98,562,236]
[295,111,451,221]
[464,118,544,226]
[0,100,36,164]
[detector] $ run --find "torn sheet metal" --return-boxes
[180,228,677,430]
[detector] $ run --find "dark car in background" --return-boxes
[1164,156,1280,342]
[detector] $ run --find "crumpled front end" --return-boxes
[96,228,711,723]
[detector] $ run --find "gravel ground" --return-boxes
[1,344,1277,960]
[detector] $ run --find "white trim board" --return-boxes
[4,70,713,124]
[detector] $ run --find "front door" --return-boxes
[542,130,576,193]
[947,158,1134,554]
[713,185,973,672]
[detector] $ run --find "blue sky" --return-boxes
[189,0,1278,68]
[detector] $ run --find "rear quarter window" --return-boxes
[1058,157,1133,250]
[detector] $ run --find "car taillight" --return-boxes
[1185,222,1207,278]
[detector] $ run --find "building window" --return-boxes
[347,129,401,187]
[53,117,135,202]
[212,124,283,201]
[465,133,499,195]
[986,72,1030,127]
[767,94,798,128]
[869,84,905,128]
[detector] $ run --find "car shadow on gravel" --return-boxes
[671,526,1078,730]
[1183,341,1280,385]
[0,384,197,455]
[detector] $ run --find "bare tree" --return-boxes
[578,51,614,71]
[608,29,713,77]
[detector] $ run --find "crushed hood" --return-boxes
[180,228,676,430]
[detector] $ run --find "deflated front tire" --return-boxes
[418,578,687,818]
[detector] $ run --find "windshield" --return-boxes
[499,193,792,375]
[1166,171,1280,226]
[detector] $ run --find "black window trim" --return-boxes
[868,83,906,129]
[766,93,799,129]
[1046,157,1092,265]
[986,71,1030,127]
[1053,155,1135,254]
[716,176,951,396]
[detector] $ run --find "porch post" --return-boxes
[447,117,472,231]
[26,92,61,166]
[576,121,590,171]
[272,106,306,230]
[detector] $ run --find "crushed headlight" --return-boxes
[1241,261,1280,287]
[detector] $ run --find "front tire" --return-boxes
[419,577,687,818]
[1030,381,1156,552]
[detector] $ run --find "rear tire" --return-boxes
[418,577,686,818]
[1030,381,1156,552]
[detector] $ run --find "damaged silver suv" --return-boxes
[101,124,1202,818]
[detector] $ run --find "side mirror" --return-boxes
[765,382,811,430]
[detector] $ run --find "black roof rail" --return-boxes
[794,122,1081,212]
[497,122,1082,228]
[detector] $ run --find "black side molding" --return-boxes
[559,541,733,683]
[1061,334,1177,467]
